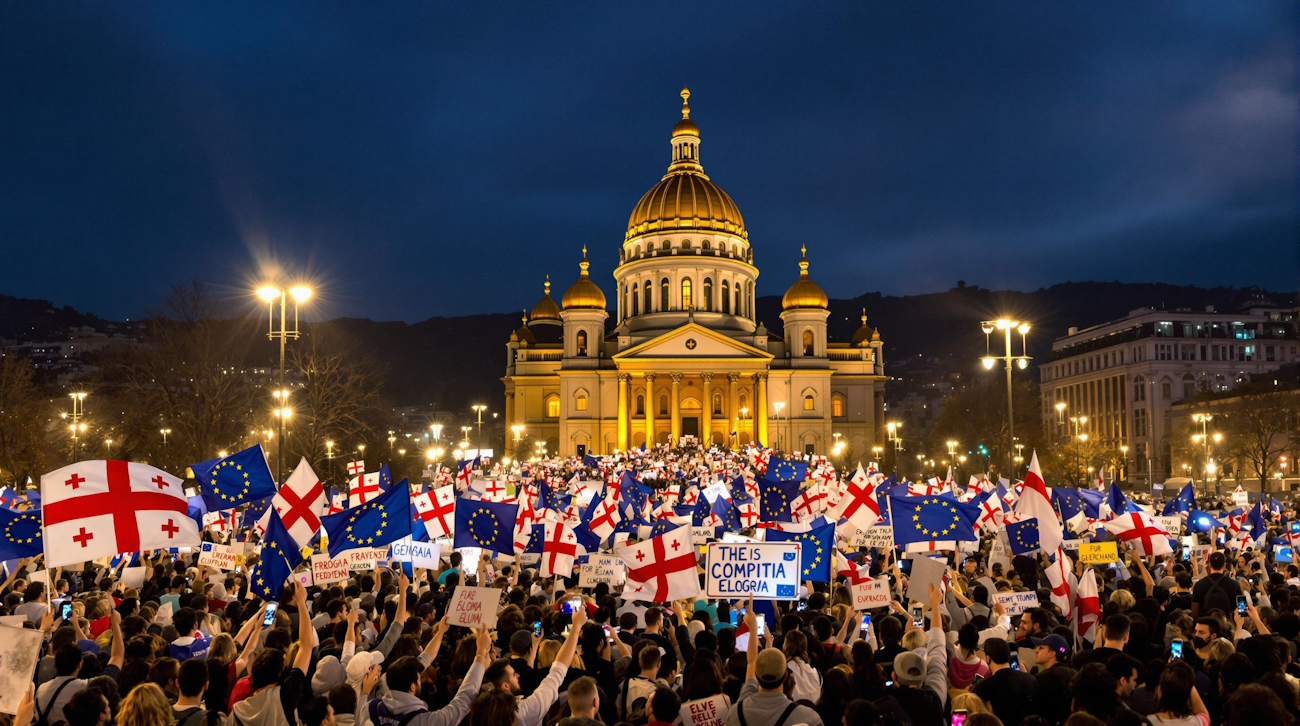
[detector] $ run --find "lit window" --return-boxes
[833,396,844,418]
[803,394,814,411]
[681,278,692,310]
[575,395,588,412]
[547,397,560,418]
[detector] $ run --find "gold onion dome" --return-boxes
[529,277,561,321]
[625,87,746,241]
[782,246,829,310]
[561,246,607,309]
[851,308,879,345]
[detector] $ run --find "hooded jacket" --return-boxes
[357,662,485,726]
[231,670,307,726]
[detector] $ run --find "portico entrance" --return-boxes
[681,417,700,438]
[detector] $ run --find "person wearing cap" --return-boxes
[508,629,539,685]
[723,595,824,726]
[356,623,492,726]
[1030,632,1076,726]
[886,584,948,726]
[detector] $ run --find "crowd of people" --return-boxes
[2,446,1299,726]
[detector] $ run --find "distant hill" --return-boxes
[3,282,1294,410]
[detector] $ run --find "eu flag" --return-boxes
[250,510,303,601]
[766,521,835,582]
[888,494,980,546]
[192,445,278,511]
[0,507,42,560]
[1186,508,1218,534]
[1077,488,1103,519]
[1162,483,1196,516]
[759,477,799,523]
[769,458,808,483]
[1053,488,1084,525]
[1106,483,1131,518]
[322,478,413,558]
[240,496,273,529]
[1007,519,1041,555]
[453,497,516,555]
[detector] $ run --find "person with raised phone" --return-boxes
[357,622,492,726]
[474,595,588,726]
[723,593,824,726]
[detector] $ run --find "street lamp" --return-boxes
[104,438,114,458]
[471,405,488,449]
[1069,415,1088,486]
[461,426,472,447]
[773,402,786,452]
[68,423,87,463]
[1191,413,1218,494]
[981,319,1031,478]
[388,431,397,458]
[257,282,312,483]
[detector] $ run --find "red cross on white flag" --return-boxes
[832,465,881,531]
[347,460,365,476]
[349,472,382,508]
[412,485,456,541]
[541,521,580,579]
[1102,511,1173,557]
[588,494,621,540]
[616,525,700,603]
[268,457,326,548]
[41,460,200,568]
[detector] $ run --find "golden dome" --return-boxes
[561,246,607,310]
[625,88,746,241]
[851,308,879,345]
[782,246,829,310]
[529,277,561,322]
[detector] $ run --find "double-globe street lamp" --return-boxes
[980,319,1031,480]
[257,284,312,483]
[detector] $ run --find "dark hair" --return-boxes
[1208,551,1226,570]
[1225,683,1294,726]
[957,623,980,652]
[328,683,358,716]
[1070,663,1117,718]
[877,615,903,646]
[299,696,332,726]
[683,653,724,701]
[149,658,179,690]
[484,659,512,688]
[1105,653,1142,683]
[55,643,84,676]
[1155,661,1196,717]
[1103,614,1131,642]
[177,658,208,698]
[250,648,285,689]
[649,686,681,721]
[470,687,518,726]
[843,699,882,726]
[386,656,423,694]
[172,607,197,636]
[982,638,1010,665]
[63,688,108,726]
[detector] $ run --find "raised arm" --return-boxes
[743,594,757,680]
[553,604,586,667]
[108,611,124,669]
[292,584,312,675]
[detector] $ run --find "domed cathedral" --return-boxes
[503,88,886,461]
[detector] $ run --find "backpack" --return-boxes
[1200,574,1236,615]
[173,707,220,726]
[35,678,77,726]
[367,698,428,726]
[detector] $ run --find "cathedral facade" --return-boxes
[502,89,886,461]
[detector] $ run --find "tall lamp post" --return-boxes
[1069,416,1088,486]
[63,392,88,463]
[472,405,488,449]
[773,401,786,452]
[258,283,311,483]
[981,319,1031,479]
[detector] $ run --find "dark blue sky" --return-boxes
[1,3,1295,322]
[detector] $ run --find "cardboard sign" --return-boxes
[0,615,25,628]
[1061,539,1082,551]
[989,534,1011,573]
[1079,541,1120,565]
[994,590,1040,616]
[199,543,237,571]
[291,570,313,588]
[578,554,626,588]
[446,585,501,628]
[905,553,947,602]
[346,547,388,571]
[691,526,716,545]
[705,542,801,599]
[702,483,730,504]
[121,566,147,590]
[1232,490,1249,506]
[1156,516,1182,536]
[311,554,351,585]
[851,579,891,610]
[0,626,42,715]
[390,539,441,570]
[859,525,894,550]
[680,694,729,726]
[721,532,758,544]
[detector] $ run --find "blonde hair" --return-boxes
[952,692,990,715]
[1109,590,1135,612]
[537,639,560,669]
[208,633,237,665]
[901,629,926,651]
[1204,638,1235,667]
[119,683,173,726]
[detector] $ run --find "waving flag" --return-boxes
[1102,511,1173,557]
[250,509,303,601]
[1076,568,1101,641]
[452,497,516,555]
[1013,452,1062,554]
[974,490,1004,534]
[321,478,413,558]
[758,477,799,523]
[769,458,808,483]
[267,458,325,548]
[766,520,835,583]
[1045,547,1074,621]
[412,485,456,540]
[1007,519,1041,556]
[888,493,980,549]
[540,521,580,578]
[617,526,700,602]
[0,506,42,560]
[585,491,621,541]
[348,464,392,508]
[1162,483,1196,516]
[191,445,278,511]
[1186,508,1219,534]
[1101,482,1131,520]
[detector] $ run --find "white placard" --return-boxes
[905,554,947,602]
[691,526,716,545]
[721,532,758,544]
[859,526,894,550]
[1156,516,1183,536]
[311,555,351,585]
[702,483,730,504]
[578,555,626,588]
[291,570,313,588]
[446,585,501,628]
[994,590,1040,616]
[704,542,801,599]
[851,579,891,610]
[346,548,388,571]
[29,570,49,587]
[1232,490,1249,507]
[199,543,237,571]
[390,539,441,570]
[154,601,174,627]
[680,694,730,726]
[121,566,147,590]
[1061,539,1082,551]
[989,533,1011,573]
[0,626,42,714]
[0,615,25,628]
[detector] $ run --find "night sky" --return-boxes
[1,3,1295,323]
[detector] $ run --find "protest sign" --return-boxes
[0,615,25,628]
[705,542,801,599]
[311,554,351,585]
[691,526,716,545]
[291,570,313,588]
[858,526,894,550]
[1079,541,1120,565]
[0,627,41,714]
[851,579,891,610]
[346,547,388,571]
[446,586,501,628]
[994,590,1040,616]
[199,543,237,570]
[154,601,173,627]
[1061,539,1082,551]
[1156,516,1182,536]
[989,534,1011,573]
[390,539,441,570]
[29,570,48,587]
[905,554,946,602]
[121,566,147,590]
[721,532,758,544]
[702,483,730,504]
[679,695,729,726]
[1232,489,1249,507]
[579,555,626,588]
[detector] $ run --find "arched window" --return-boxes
[735,286,742,317]
[803,394,815,411]
[732,244,738,256]
[636,395,645,415]
[660,278,670,311]
[803,329,814,356]
[713,393,723,415]
[702,240,711,251]
[721,280,731,313]
[643,281,651,313]
[682,240,692,251]
[546,395,560,418]
[575,393,588,411]
[832,395,844,418]
[576,330,587,356]
[681,278,692,310]
[663,240,671,250]
[634,245,640,257]
[739,393,748,412]
[703,278,713,312]
[631,285,639,316]
[659,395,668,416]
[622,284,629,320]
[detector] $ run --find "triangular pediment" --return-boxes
[613,323,773,361]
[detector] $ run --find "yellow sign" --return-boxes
[1079,541,1119,565]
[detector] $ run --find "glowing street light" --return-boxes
[257,281,312,483]
[980,318,1031,477]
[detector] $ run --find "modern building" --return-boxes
[502,89,887,460]
[1039,303,1300,483]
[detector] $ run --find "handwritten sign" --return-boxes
[1232,489,1249,507]
[994,590,1040,616]
[1061,539,1082,551]
[578,555,626,588]
[346,547,388,571]
[390,539,441,570]
[851,579,891,610]
[1079,541,1119,565]
[679,694,729,726]
[855,525,894,550]
[1156,516,1182,536]
[311,555,351,585]
[446,585,501,628]
[705,542,800,599]
[691,526,716,545]
[199,543,237,571]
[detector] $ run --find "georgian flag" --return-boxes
[348,472,384,508]
[1103,511,1173,557]
[203,510,231,535]
[587,494,621,541]
[1013,452,1062,555]
[327,492,346,515]
[413,485,457,540]
[617,525,701,603]
[831,464,881,531]
[1076,568,1101,642]
[540,521,580,579]
[1044,546,1075,621]
[265,458,326,547]
[737,501,759,529]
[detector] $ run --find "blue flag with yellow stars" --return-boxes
[1162,483,1196,516]
[191,445,278,511]
[322,478,413,558]
[0,506,42,560]
[240,496,273,529]
[758,477,799,523]
[769,458,808,483]
[1006,519,1041,556]
[887,493,980,546]
[250,510,303,601]
[452,497,516,555]
[766,520,835,583]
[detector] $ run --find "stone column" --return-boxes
[701,373,714,446]
[670,374,682,445]
[728,373,740,449]
[617,374,629,452]
[755,373,769,447]
[644,373,657,447]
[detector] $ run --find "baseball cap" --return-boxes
[510,629,535,656]
[893,652,925,687]
[345,649,385,684]
[312,655,345,695]
[754,648,787,688]
[1031,633,1069,656]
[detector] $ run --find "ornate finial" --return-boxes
[522,310,528,324]
[578,246,590,277]
[861,308,868,325]
[544,276,551,295]
[680,87,691,119]
[798,246,810,276]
